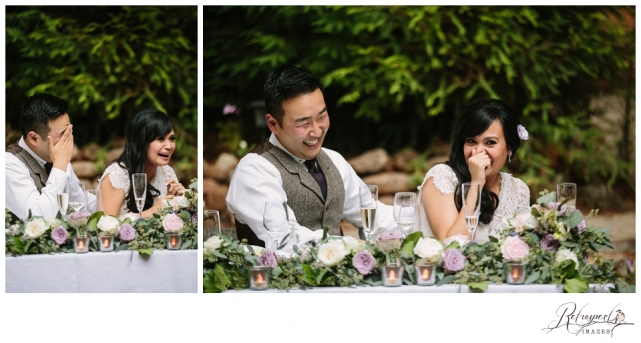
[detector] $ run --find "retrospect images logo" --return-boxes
[543,302,634,337]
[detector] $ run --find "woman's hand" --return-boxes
[166,179,185,196]
[468,148,491,185]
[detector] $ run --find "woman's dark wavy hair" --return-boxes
[447,99,522,224]
[104,109,174,213]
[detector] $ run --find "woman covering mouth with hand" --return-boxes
[417,99,531,243]
[98,109,186,220]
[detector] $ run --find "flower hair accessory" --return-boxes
[517,124,529,140]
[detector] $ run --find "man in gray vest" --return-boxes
[226,66,396,249]
[6,93,93,220]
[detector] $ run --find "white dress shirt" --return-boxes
[226,133,397,248]
[5,137,95,220]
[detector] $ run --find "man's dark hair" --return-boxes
[264,65,324,125]
[20,93,69,139]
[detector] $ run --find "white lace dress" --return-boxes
[97,163,179,217]
[417,164,530,242]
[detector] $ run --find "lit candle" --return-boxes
[505,261,527,284]
[170,236,177,248]
[422,267,430,280]
[511,266,520,280]
[254,273,265,288]
[388,269,397,283]
[249,266,271,290]
[78,240,85,250]
[103,238,110,248]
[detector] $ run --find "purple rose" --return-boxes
[68,211,90,228]
[258,250,279,268]
[539,234,560,253]
[547,202,567,216]
[191,213,198,224]
[352,250,376,275]
[517,124,529,140]
[442,248,466,273]
[577,220,587,234]
[376,231,404,252]
[51,226,68,244]
[119,224,136,242]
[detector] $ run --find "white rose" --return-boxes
[97,215,120,234]
[342,236,364,254]
[556,248,579,270]
[317,240,348,267]
[443,234,470,247]
[204,236,223,252]
[174,196,191,209]
[24,218,48,238]
[413,237,444,260]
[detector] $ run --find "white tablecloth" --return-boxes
[5,250,197,293]
[227,283,613,293]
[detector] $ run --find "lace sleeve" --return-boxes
[161,166,179,182]
[418,164,458,195]
[511,177,531,213]
[101,163,130,192]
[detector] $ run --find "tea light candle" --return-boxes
[505,261,527,284]
[74,236,89,254]
[249,266,271,290]
[415,263,436,286]
[99,235,114,252]
[381,264,404,287]
[166,232,181,250]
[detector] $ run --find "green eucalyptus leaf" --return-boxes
[565,211,583,228]
[437,274,455,286]
[401,231,423,256]
[525,271,540,284]
[537,192,556,205]
[138,248,154,255]
[563,276,588,293]
[468,281,488,291]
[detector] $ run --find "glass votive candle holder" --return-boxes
[381,263,404,287]
[415,262,436,286]
[73,235,90,254]
[166,232,182,250]
[248,266,271,290]
[99,235,114,252]
[505,260,527,284]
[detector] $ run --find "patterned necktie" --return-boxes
[44,162,53,175]
[304,159,327,200]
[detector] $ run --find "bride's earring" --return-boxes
[508,151,512,163]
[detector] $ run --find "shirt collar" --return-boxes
[18,136,47,166]
[269,133,306,164]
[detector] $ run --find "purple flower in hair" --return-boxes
[222,104,238,115]
[539,234,560,253]
[51,226,69,245]
[517,124,529,140]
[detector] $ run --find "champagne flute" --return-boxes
[263,200,291,251]
[461,182,482,242]
[68,182,86,213]
[359,185,378,241]
[55,179,70,217]
[203,210,221,241]
[556,182,577,211]
[393,192,417,237]
[132,173,147,219]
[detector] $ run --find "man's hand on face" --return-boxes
[48,124,74,171]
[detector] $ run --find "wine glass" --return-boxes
[203,210,221,241]
[86,189,103,214]
[461,182,482,242]
[557,183,577,210]
[132,173,147,219]
[393,192,417,237]
[55,178,69,217]
[68,182,86,213]
[359,185,378,241]
[263,200,291,251]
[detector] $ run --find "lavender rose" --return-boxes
[539,234,560,253]
[577,220,587,234]
[51,226,69,244]
[517,124,529,140]
[119,224,136,242]
[376,231,404,252]
[258,250,279,268]
[442,248,466,273]
[68,211,90,228]
[352,250,376,275]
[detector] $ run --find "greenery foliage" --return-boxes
[205,6,634,193]
[5,6,198,178]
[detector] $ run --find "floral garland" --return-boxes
[5,179,199,256]
[203,190,634,293]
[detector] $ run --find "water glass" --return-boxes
[203,210,221,241]
[557,183,577,209]
[393,192,417,237]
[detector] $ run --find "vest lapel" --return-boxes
[268,147,325,203]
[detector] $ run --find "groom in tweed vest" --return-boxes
[5,93,88,221]
[227,66,396,248]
